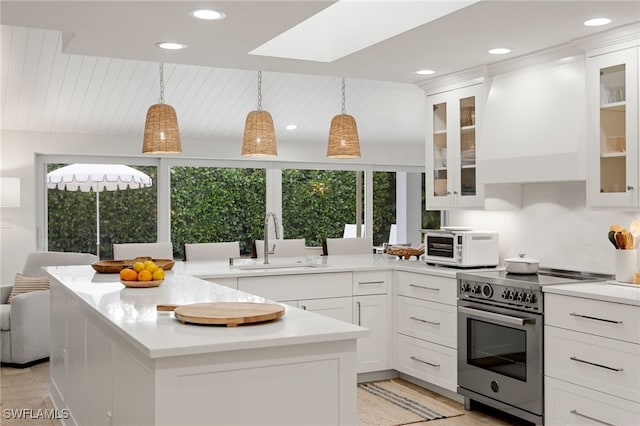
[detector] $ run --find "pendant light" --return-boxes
[327,77,360,158]
[242,71,277,157]
[142,63,182,154]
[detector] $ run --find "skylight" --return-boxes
[249,0,480,63]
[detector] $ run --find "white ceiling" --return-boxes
[1,1,639,150]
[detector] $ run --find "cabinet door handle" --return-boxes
[410,356,440,368]
[569,312,623,324]
[569,410,615,426]
[300,305,307,310]
[356,301,361,326]
[570,356,623,372]
[627,185,634,191]
[410,316,440,326]
[358,280,385,285]
[409,284,440,291]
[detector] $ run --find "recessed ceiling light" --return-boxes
[156,42,187,50]
[584,17,612,27]
[189,9,226,20]
[286,124,297,130]
[415,69,436,75]
[488,48,511,55]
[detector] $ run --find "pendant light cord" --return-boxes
[341,77,346,114]
[159,63,165,104]
[257,70,263,111]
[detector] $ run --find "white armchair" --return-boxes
[184,242,240,261]
[254,239,306,258]
[0,251,98,367]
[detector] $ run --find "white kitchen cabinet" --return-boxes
[353,293,389,373]
[297,296,353,323]
[353,269,391,296]
[237,272,352,302]
[544,293,640,425]
[426,83,484,209]
[587,46,639,208]
[395,271,458,392]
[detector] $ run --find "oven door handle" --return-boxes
[458,306,536,326]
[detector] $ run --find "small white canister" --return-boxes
[615,249,638,283]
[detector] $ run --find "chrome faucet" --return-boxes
[263,211,280,264]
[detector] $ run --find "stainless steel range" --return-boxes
[456,268,610,425]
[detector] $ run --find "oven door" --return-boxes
[425,233,456,265]
[457,299,543,416]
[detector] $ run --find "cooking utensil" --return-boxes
[157,302,285,326]
[608,230,619,249]
[505,254,540,274]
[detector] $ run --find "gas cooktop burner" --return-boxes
[456,268,612,313]
[458,268,604,287]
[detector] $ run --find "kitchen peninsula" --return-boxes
[46,263,369,426]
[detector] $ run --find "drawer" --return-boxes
[238,272,352,301]
[396,296,457,349]
[353,270,390,295]
[545,376,640,426]
[545,325,640,402]
[545,293,640,344]
[396,334,457,393]
[395,271,456,304]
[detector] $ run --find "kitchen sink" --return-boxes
[233,261,326,271]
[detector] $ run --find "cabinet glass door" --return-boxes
[432,102,448,198]
[599,64,627,194]
[459,96,477,197]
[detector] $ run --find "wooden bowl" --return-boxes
[92,260,133,274]
[120,279,164,288]
[386,246,425,260]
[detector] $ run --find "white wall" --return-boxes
[448,182,640,275]
[0,129,424,283]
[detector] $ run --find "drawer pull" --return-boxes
[358,280,385,285]
[569,356,623,372]
[410,316,440,326]
[570,410,615,426]
[569,312,623,324]
[410,356,440,368]
[409,284,440,291]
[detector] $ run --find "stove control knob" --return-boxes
[508,291,517,301]
[524,293,532,304]
[460,282,470,293]
[481,284,493,298]
[501,290,510,299]
[517,292,525,302]
[529,294,537,304]
[471,285,481,295]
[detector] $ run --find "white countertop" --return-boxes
[45,265,369,359]
[175,253,473,280]
[543,280,640,306]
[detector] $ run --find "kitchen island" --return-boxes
[46,264,368,426]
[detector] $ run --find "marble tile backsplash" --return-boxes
[448,182,640,275]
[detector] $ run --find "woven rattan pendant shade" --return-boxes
[143,63,181,154]
[327,113,360,158]
[242,110,277,157]
[327,78,360,158]
[242,71,277,157]
[142,103,182,154]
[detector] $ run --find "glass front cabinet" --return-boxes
[426,84,484,209]
[587,46,639,208]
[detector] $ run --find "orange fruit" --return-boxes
[119,269,128,279]
[121,268,138,281]
[138,269,153,281]
[152,269,165,281]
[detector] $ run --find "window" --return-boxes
[170,166,266,258]
[47,163,157,260]
[373,171,396,246]
[281,169,357,247]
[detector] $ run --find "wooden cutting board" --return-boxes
[157,302,285,327]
